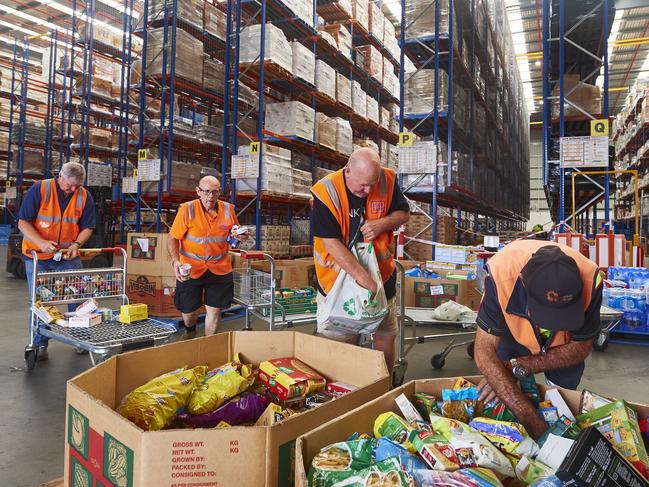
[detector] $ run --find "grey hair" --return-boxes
[59,162,86,183]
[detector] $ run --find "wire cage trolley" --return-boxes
[392,260,478,387]
[233,250,318,331]
[25,248,176,370]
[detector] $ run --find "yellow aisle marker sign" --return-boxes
[399,132,414,147]
[138,149,149,161]
[5,181,10,188]
[590,119,609,137]
[250,141,260,155]
[134,169,138,177]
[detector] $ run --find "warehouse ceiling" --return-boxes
[509,0,649,117]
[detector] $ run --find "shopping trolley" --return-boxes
[594,305,623,352]
[232,250,318,330]
[25,248,176,370]
[392,260,478,387]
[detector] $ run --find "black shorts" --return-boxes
[174,270,234,313]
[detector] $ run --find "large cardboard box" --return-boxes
[126,273,186,317]
[295,377,649,486]
[65,332,390,487]
[403,270,481,310]
[126,232,174,278]
[252,258,316,289]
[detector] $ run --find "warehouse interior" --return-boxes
[3,0,649,486]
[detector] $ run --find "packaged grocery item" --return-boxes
[537,415,581,447]
[373,412,417,453]
[441,387,479,423]
[412,467,504,487]
[519,376,542,409]
[481,400,517,422]
[469,417,539,458]
[304,391,335,409]
[257,357,326,400]
[579,389,613,413]
[310,456,408,487]
[31,302,66,325]
[324,381,357,395]
[176,392,267,428]
[254,402,297,426]
[540,406,559,424]
[575,399,649,477]
[413,392,439,421]
[515,456,554,484]
[394,393,426,426]
[408,430,463,470]
[188,358,255,414]
[308,439,374,485]
[373,437,428,472]
[119,365,207,431]
[430,416,516,477]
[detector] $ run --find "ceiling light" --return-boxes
[535,60,541,66]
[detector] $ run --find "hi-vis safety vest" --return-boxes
[177,199,236,278]
[22,178,88,259]
[311,168,396,294]
[487,240,601,354]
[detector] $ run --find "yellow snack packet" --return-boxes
[119,365,207,431]
[373,412,417,453]
[188,355,255,415]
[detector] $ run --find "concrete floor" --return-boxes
[2,252,649,486]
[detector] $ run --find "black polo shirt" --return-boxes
[477,273,602,389]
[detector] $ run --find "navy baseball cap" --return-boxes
[520,245,584,331]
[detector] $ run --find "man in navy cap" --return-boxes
[474,240,602,439]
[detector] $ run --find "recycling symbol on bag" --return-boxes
[343,298,357,316]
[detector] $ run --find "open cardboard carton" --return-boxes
[295,376,649,486]
[65,331,390,487]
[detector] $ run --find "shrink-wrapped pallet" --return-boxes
[265,101,315,142]
[203,57,225,93]
[369,3,384,42]
[148,0,204,26]
[352,0,369,31]
[336,73,352,108]
[351,80,367,118]
[334,117,353,155]
[366,95,379,124]
[204,2,227,40]
[291,41,316,85]
[315,60,336,99]
[316,112,336,150]
[356,44,382,82]
[145,28,204,85]
[239,23,293,73]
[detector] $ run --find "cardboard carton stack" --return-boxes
[204,2,227,40]
[356,44,382,83]
[264,101,315,142]
[243,225,291,257]
[336,73,352,108]
[321,23,353,59]
[366,95,379,124]
[291,42,316,85]
[351,81,367,118]
[316,112,336,150]
[368,2,384,42]
[293,168,312,196]
[334,117,353,155]
[148,0,204,24]
[352,0,369,31]
[235,145,294,196]
[315,60,336,100]
[404,213,457,260]
[145,27,204,85]
[239,23,293,73]
[203,57,225,93]
[551,74,601,118]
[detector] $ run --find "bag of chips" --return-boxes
[119,365,207,431]
[430,416,516,477]
[412,467,504,487]
[176,392,267,428]
[469,418,539,458]
[308,439,374,486]
[373,412,417,453]
[441,387,479,423]
[188,357,255,415]
[481,400,517,423]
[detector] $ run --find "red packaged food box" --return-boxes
[326,381,358,396]
[258,357,326,400]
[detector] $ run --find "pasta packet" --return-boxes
[307,439,374,486]
[119,365,207,431]
[311,457,409,487]
[373,437,428,473]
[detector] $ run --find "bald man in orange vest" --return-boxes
[474,240,603,439]
[311,148,410,373]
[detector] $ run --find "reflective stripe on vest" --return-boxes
[487,240,599,355]
[179,249,228,261]
[43,179,52,205]
[185,235,228,244]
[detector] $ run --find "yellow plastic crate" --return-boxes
[118,303,149,324]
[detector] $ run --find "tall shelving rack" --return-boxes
[399,0,530,248]
[541,0,613,236]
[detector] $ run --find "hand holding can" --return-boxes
[179,264,192,281]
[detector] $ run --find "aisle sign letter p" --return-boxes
[399,132,414,147]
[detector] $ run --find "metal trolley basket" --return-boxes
[232,250,318,330]
[25,248,176,370]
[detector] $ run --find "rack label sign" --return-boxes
[399,132,414,147]
[137,149,149,161]
[591,119,609,137]
[250,141,260,155]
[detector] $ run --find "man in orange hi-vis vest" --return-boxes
[474,240,603,440]
[167,176,247,337]
[18,162,96,361]
[311,148,410,374]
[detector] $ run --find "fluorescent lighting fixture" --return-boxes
[507,1,535,112]
[0,50,41,66]
[34,0,132,37]
[0,20,40,37]
[0,34,45,53]
[596,9,625,90]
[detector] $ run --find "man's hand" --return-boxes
[238,231,250,242]
[356,272,378,299]
[477,378,498,404]
[172,260,184,281]
[360,220,385,241]
[39,240,59,254]
[63,243,80,260]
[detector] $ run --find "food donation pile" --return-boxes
[118,355,356,431]
[307,378,649,486]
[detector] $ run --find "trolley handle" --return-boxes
[78,247,124,254]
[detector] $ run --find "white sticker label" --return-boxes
[430,285,444,296]
[136,238,150,252]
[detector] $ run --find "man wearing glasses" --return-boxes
[167,176,247,337]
